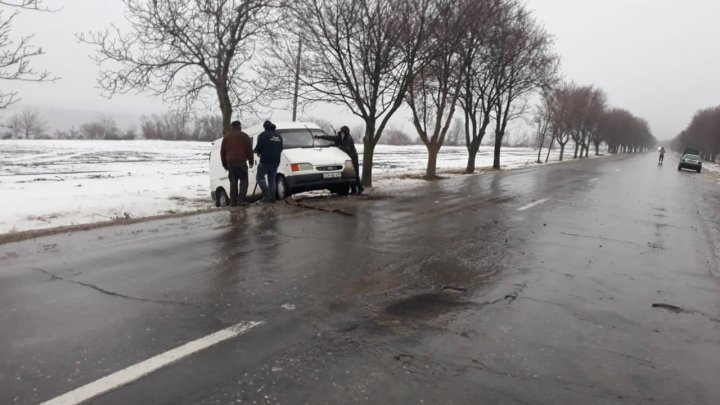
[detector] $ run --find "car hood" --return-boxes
[282,147,350,165]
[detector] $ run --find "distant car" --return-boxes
[678,154,702,173]
[209,122,357,206]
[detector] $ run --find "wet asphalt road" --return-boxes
[2,153,720,405]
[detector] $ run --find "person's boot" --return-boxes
[260,190,275,203]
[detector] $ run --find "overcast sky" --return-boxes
[5,0,720,140]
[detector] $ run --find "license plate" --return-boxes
[323,172,341,179]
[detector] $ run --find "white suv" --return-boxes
[209,122,357,206]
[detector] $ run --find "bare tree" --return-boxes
[193,115,223,142]
[458,0,504,173]
[406,0,467,179]
[141,111,192,140]
[533,91,553,163]
[582,87,606,157]
[567,85,606,159]
[545,83,577,161]
[381,128,415,145]
[0,0,56,109]
[490,2,558,169]
[80,0,284,133]
[268,0,432,187]
[6,107,45,138]
[78,116,121,140]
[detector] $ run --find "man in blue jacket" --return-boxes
[254,121,283,203]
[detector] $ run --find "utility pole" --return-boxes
[291,38,302,121]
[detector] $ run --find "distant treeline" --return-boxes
[1,108,223,142]
[3,107,538,149]
[671,105,720,162]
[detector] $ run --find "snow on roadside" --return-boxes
[1,140,209,235]
[702,160,720,185]
[0,140,589,235]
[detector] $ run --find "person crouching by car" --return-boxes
[254,120,283,203]
[315,125,364,194]
[220,121,254,206]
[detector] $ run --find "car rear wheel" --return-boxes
[276,175,290,200]
[677,166,681,171]
[217,188,230,207]
[697,168,702,173]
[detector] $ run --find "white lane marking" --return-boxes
[41,321,263,405]
[517,197,551,211]
[589,177,599,183]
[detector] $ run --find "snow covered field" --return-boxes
[1,139,565,235]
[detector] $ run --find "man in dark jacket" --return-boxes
[254,120,283,203]
[316,125,363,194]
[221,121,254,206]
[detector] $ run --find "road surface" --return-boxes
[2,153,720,404]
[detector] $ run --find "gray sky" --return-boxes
[5,0,720,140]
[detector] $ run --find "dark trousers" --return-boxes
[659,154,664,162]
[351,161,364,193]
[228,163,249,205]
[256,162,278,201]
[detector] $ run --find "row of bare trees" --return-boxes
[670,106,720,161]
[265,0,558,183]
[534,82,656,163]
[79,0,559,185]
[1,107,223,141]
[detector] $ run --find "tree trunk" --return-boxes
[361,120,377,188]
[594,142,600,156]
[217,86,233,135]
[559,143,566,161]
[573,141,579,159]
[426,144,439,180]
[465,135,482,173]
[536,130,545,163]
[545,134,555,163]
[466,142,479,173]
[493,133,502,169]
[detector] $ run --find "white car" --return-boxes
[209,122,357,206]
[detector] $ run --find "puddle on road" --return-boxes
[384,292,469,318]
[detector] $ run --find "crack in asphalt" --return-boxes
[477,282,527,307]
[30,267,193,307]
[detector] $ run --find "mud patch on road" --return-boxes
[285,198,354,217]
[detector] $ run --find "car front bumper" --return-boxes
[286,171,356,193]
[679,162,701,171]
